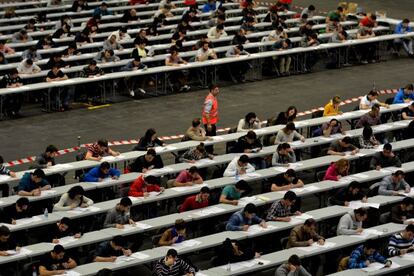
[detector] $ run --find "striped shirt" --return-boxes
[154,257,195,276]
[266,200,291,221]
[0,165,11,175]
[388,232,414,257]
[86,143,108,158]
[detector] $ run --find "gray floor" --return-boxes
[1,0,414,164]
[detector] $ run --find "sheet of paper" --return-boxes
[68,206,101,214]
[238,196,258,206]
[304,185,319,192]
[288,162,303,169]
[41,190,58,196]
[353,173,370,179]
[155,146,177,152]
[131,252,150,260]
[245,224,276,235]
[170,184,207,192]
[348,201,380,209]
[135,222,152,229]
[0,174,11,181]
[171,239,202,250]
[101,155,125,162]
[400,252,414,261]
[290,140,304,146]
[361,262,386,272]
[115,255,136,264]
[149,167,174,175]
[196,159,215,165]
[245,172,261,178]
[287,218,304,225]
[273,166,288,173]
[148,191,161,197]
[15,216,42,226]
[48,164,74,171]
[211,136,224,141]
[190,206,226,217]
[57,236,78,245]
[294,213,313,220]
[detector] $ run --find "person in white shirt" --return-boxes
[223,155,255,177]
[301,5,316,18]
[108,27,131,42]
[359,90,389,110]
[268,26,288,42]
[337,208,367,235]
[207,24,227,39]
[53,186,94,211]
[196,41,217,61]
[237,112,261,132]
[17,59,41,74]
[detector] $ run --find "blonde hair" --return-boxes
[332,95,341,104]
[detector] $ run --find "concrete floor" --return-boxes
[1,0,414,164]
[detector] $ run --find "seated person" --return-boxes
[83,162,121,182]
[271,169,304,192]
[370,143,402,170]
[38,245,77,276]
[158,219,186,246]
[393,84,414,104]
[355,104,381,129]
[0,226,20,256]
[53,186,94,211]
[223,155,255,177]
[274,122,305,144]
[315,119,344,137]
[387,224,414,257]
[48,217,81,243]
[324,159,349,181]
[184,118,211,141]
[213,238,259,266]
[94,235,131,262]
[226,203,267,231]
[179,186,210,212]
[329,181,367,206]
[337,208,367,235]
[327,136,359,156]
[348,240,391,269]
[0,197,30,224]
[120,56,148,96]
[104,197,135,229]
[401,102,414,120]
[133,128,165,151]
[128,175,164,197]
[154,249,195,276]
[359,90,389,110]
[287,218,325,248]
[378,170,411,196]
[394,19,413,57]
[172,166,203,187]
[391,197,414,224]
[275,254,311,276]
[237,112,261,132]
[17,169,51,197]
[272,143,296,166]
[220,180,250,205]
[225,44,251,83]
[323,95,342,116]
[359,125,379,149]
[233,131,263,153]
[128,149,163,173]
[35,145,58,168]
[179,143,213,163]
[85,139,120,161]
[266,191,301,222]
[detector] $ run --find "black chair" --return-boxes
[367,182,381,197]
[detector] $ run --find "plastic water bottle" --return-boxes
[32,266,37,276]
[44,208,48,219]
[226,262,231,271]
[235,169,239,181]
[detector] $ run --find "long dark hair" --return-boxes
[67,185,84,203]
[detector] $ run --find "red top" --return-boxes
[360,16,375,27]
[179,195,209,212]
[128,175,160,197]
[278,0,292,4]
[323,162,348,181]
[129,0,147,5]
[183,0,196,5]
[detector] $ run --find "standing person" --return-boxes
[202,85,220,153]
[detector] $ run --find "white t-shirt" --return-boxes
[360,95,379,108]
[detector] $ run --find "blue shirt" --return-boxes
[226,210,263,231]
[93,7,112,16]
[395,22,413,34]
[202,2,216,13]
[18,172,49,192]
[393,88,414,104]
[83,166,121,182]
[348,245,387,268]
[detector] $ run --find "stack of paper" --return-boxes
[190,206,226,217]
[350,228,383,239]
[115,255,137,264]
[171,184,207,192]
[348,201,380,209]
[4,216,42,228]
[361,261,400,272]
[5,247,32,256]
[220,258,271,271]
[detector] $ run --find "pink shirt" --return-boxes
[0,44,14,54]
[175,170,193,183]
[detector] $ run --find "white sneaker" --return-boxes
[183,85,190,91]
[129,90,135,97]
[138,88,146,94]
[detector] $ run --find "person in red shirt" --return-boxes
[278,0,292,10]
[128,175,164,197]
[172,166,203,187]
[179,186,210,212]
[360,14,377,28]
